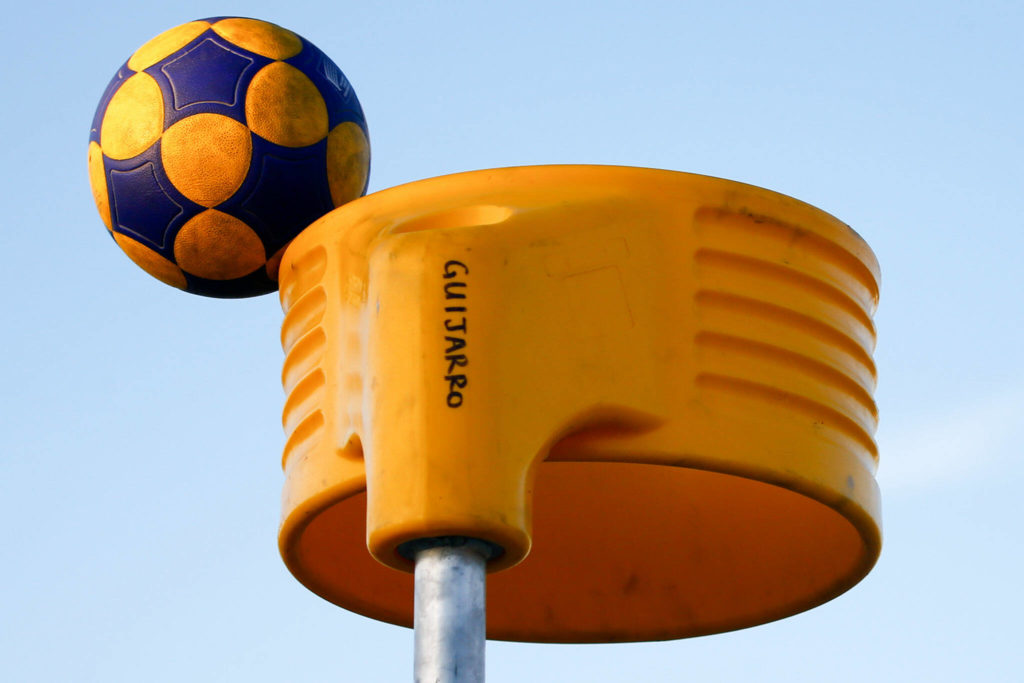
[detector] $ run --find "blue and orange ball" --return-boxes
[88,17,370,297]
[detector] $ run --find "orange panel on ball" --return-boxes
[266,245,287,281]
[87,142,111,231]
[245,62,328,147]
[211,18,303,59]
[174,210,266,280]
[113,232,186,289]
[162,114,252,208]
[128,20,211,72]
[327,122,370,207]
[100,73,164,160]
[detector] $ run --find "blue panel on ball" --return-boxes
[183,267,276,299]
[232,139,333,253]
[160,38,256,111]
[109,161,185,251]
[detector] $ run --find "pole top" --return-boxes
[276,165,881,642]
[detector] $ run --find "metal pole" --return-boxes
[410,537,493,683]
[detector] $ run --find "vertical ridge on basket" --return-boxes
[280,244,331,469]
[692,203,880,466]
[695,332,878,429]
[695,249,877,341]
[694,207,879,313]
[695,373,879,461]
[695,290,877,383]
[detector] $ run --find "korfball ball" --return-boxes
[88,17,370,298]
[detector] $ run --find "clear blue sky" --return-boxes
[2,1,1022,680]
